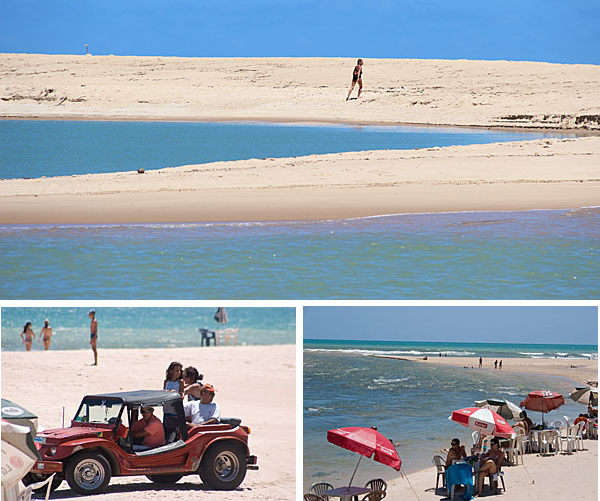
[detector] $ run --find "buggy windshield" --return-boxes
[74,397,123,424]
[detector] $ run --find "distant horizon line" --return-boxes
[1,52,597,66]
[304,338,598,347]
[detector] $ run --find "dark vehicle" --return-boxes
[23,390,257,494]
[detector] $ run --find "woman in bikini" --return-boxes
[346,59,364,101]
[182,366,204,401]
[20,322,35,351]
[39,319,53,350]
[475,436,504,496]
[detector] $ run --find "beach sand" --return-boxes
[1,136,599,224]
[1,54,599,223]
[386,439,597,500]
[0,345,295,500]
[384,356,598,387]
[1,55,599,130]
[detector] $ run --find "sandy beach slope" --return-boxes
[1,136,599,224]
[1,55,599,130]
[387,439,597,500]
[0,345,295,500]
[384,356,598,386]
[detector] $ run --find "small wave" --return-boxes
[372,377,409,384]
[520,352,545,356]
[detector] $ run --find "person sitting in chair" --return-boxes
[446,438,467,467]
[475,437,504,497]
[131,407,165,451]
[183,383,220,428]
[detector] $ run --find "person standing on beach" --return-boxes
[88,310,98,365]
[479,357,482,368]
[499,360,502,369]
[346,59,364,101]
[39,319,53,350]
[20,322,35,351]
[494,359,498,369]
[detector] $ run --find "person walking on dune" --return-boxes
[39,319,53,350]
[88,310,98,365]
[346,59,364,101]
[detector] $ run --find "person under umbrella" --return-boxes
[520,390,565,426]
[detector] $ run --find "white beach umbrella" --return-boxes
[475,398,524,421]
[570,387,598,406]
[1,421,37,490]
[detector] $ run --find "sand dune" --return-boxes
[1,54,599,130]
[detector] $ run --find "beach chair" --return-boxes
[309,482,333,500]
[304,494,326,501]
[502,436,521,465]
[488,468,506,495]
[359,490,386,501]
[17,473,56,501]
[514,427,528,460]
[364,478,387,492]
[216,327,239,346]
[481,435,493,453]
[559,424,578,454]
[199,328,216,346]
[432,455,446,491]
[573,421,585,451]
[539,430,560,455]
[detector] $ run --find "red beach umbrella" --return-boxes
[520,390,565,424]
[327,426,401,488]
[449,407,516,438]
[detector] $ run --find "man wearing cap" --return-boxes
[183,384,220,427]
[131,406,165,451]
[88,310,98,366]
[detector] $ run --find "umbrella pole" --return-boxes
[347,455,363,488]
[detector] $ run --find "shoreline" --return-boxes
[2,114,600,135]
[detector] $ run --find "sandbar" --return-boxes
[1,137,599,224]
[392,355,598,386]
[1,54,599,130]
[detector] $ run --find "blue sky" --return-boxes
[304,306,599,345]
[1,0,598,64]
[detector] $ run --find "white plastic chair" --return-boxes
[550,419,564,429]
[560,425,578,454]
[573,421,585,451]
[539,429,560,455]
[17,473,56,501]
[480,435,492,453]
[432,455,446,491]
[503,436,521,465]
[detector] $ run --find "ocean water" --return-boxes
[0,208,598,299]
[303,340,598,490]
[0,120,574,179]
[0,306,296,351]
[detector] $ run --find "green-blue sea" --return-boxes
[1,306,296,351]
